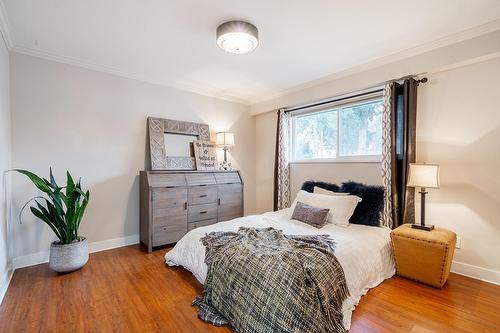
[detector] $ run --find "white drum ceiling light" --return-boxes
[216,21,259,54]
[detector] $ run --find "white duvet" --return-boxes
[165,209,395,330]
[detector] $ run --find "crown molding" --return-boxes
[1,0,249,104]
[0,0,13,49]
[251,19,500,105]
[11,45,251,105]
[2,1,500,107]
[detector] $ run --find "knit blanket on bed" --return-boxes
[192,227,349,333]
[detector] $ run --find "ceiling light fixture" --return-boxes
[216,20,259,54]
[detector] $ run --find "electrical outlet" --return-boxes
[456,236,461,249]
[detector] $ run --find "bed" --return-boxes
[165,208,395,330]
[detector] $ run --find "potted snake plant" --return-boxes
[16,169,90,272]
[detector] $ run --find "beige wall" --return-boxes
[417,57,500,274]
[10,53,255,260]
[253,32,500,282]
[0,34,11,296]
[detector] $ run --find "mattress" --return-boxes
[165,209,395,329]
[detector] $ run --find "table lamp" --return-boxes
[216,132,235,170]
[407,163,440,231]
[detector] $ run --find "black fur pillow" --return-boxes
[301,181,340,194]
[339,181,384,227]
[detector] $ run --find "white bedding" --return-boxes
[165,209,395,330]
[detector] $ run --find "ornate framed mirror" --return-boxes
[148,117,210,170]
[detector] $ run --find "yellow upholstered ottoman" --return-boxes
[390,224,456,288]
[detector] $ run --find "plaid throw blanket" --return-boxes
[193,227,349,333]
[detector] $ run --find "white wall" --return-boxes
[253,31,500,283]
[0,33,12,300]
[10,53,255,262]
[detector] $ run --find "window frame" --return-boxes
[290,93,384,164]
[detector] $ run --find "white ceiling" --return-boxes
[2,0,500,104]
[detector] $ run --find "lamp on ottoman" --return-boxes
[407,163,440,231]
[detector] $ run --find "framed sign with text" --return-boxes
[193,140,218,170]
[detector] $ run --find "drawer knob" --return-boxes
[200,211,207,214]
[199,194,208,198]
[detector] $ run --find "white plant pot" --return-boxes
[49,237,89,273]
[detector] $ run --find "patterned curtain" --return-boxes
[273,109,291,211]
[381,79,418,228]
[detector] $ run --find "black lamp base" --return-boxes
[412,187,434,231]
[411,223,434,231]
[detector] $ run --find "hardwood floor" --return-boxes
[1,245,499,333]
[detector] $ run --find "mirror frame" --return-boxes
[148,117,210,170]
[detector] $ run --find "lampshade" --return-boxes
[216,132,235,147]
[407,163,440,188]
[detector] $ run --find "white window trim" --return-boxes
[289,94,383,164]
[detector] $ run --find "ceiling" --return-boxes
[1,0,500,104]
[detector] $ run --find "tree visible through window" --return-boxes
[292,98,383,161]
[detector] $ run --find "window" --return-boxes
[291,96,383,162]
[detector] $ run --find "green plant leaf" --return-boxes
[49,167,58,189]
[14,169,52,194]
[48,187,65,214]
[30,206,62,241]
[18,169,90,244]
[74,190,90,233]
[18,195,45,224]
[44,199,67,242]
[74,187,89,200]
[66,171,75,197]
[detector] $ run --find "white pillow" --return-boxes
[313,186,349,196]
[290,190,360,227]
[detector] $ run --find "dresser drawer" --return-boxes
[152,221,187,246]
[187,219,217,231]
[153,207,186,225]
[186,173,216,186]
[215,172,241,184]
[188,186,217,205]
[188,203,218,222]
[149,174,186,187]
[152,188,187,209]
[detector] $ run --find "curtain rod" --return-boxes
[284,73,428,113]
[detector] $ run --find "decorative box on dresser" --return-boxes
[140,170,244,252]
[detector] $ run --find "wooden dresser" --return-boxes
[139,170,244,252]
